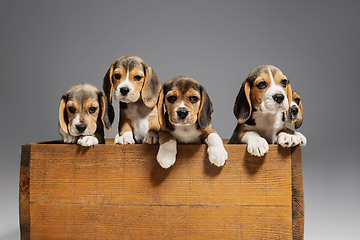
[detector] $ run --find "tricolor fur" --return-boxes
[103,55,161,144]
[287,89,307,146]
[58,83,114,146]
[229,65,303,156]
[157,76,227,168]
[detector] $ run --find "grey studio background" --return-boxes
[1,1,359,239]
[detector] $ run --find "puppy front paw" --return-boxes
[277,132,298,147]
[247,137,269,157]
[294,132,307,146]
[143,131,158,144]
[157,140,177,169]
[77,136,99,147]
[114,132,135,144]
[207,145,228,167]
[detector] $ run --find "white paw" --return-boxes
[278,132,298,147]
[247,137,269,157]
[157,140,177,169]
[208,145,228,167]
[63,134,77,144]
[294,132,307,146]
[143,131,158,144]
[77,136,99,147]
[114,132,135,144]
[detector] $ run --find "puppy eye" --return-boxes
[114,73,121,80]
[294,98,300,105]
[68,107,76,114]
[167,96,177,103]
[189,96,199,103]
[134,75,142,81]
[280,79,288,87]
[89,107,97,114]
[256,81,267,89]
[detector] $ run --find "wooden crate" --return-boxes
[20,140,304,240]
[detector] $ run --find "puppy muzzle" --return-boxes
[289,106,300,122]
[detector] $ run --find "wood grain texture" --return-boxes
[20,140,303,240]
[291,146,304,240]
[19,144,31,240]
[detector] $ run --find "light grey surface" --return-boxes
[1,1,359,239]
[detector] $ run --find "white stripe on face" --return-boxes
[260,68,288,113]
[114,69,135,102]
[178,100,186,108]
[268,67,275,85]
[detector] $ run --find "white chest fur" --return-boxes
[172,124,202,144]
[124,102,152,142]
[246,111,284,144]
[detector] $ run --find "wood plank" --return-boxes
[20,140,298,239]
[291,146,304,240]
[19,144,31,240]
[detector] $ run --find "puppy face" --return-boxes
[288,90,303,129]
[103,55,161,108]
[158,76,213,129]
[250,66,290,113]
[234,65,292,123]
[59,84,114,136]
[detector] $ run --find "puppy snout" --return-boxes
[76,124,87,133]
[120,87,130,96]
[177,110,189,120]
[272,94,284,104]
[290,107,299,116]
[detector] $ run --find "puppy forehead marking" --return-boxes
[67,84,99,104]
[165,78,201,95]
[248,65,283,86]
[115,56,144,72]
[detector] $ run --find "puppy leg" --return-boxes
[59,124,77,143]
[157,131,177,169]
[115,119,135,144]
[143,108,159,144]
[77,135,99,147]
[242,131,269,157]
[205,132,228,167]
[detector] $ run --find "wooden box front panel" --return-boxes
[20,140,301,240]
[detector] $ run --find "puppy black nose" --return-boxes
[291,107,299,115]
[76,124,87,133]
[120,87,130,96]
[177,110,188,119]
[273,94,284,104]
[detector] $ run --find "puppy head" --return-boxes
[103,55,161,108]
[288,90,303,129]
[158,76,213,129]
[234,65,292,123]
[59,83,114,136]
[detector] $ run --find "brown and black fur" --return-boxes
[59,83,114,144]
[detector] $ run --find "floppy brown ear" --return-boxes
[286,83,293,108]
[198,86,213,129]
[59,94,69,134]
[98,92,115,132]
[102,61,116,104]
[157,87,165,128]
[141,63,161,108]
[233,81,252,124]
[295,98,303,129]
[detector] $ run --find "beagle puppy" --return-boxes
[156,76,228,169]
[288,90,303,129]
[59,83,114,146]
[228,65,303,156]
[287,89,307,146]
[103,56,161,144]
